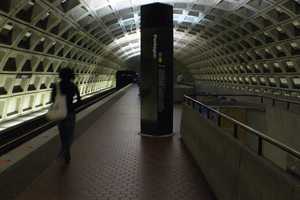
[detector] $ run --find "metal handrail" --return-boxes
[184,95,300,160]
[196,93,300,108]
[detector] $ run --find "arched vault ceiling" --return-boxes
[61,0,300,98]
[79,0,251,61]
[2,0,300,99]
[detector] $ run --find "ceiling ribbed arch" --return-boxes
[81,0,250,61]
[0,0,300,113]
[78,0,300,98]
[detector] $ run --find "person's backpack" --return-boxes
[46,82,67,121]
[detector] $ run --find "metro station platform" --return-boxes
[14,85,215,200]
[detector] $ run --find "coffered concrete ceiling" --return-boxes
[0,0,300,127]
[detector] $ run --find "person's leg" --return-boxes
[58,120,68,158]
[64,114,76,163]
[68,114,76,146]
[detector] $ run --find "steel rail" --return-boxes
[196,93,300,106]
[184,95,300,160]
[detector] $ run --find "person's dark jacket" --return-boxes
[51,80,81,114]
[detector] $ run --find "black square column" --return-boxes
[140,3,173,136]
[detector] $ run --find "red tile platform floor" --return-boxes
[16,85,216,200]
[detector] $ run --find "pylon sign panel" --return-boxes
[140,3,173,136]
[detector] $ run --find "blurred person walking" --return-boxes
[51,67,81,164]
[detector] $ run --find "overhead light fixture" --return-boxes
[25,32,32,37]
[286,61,294,66]
[3,23,13,31]
[16,73,32,79]
[293,20,300,26]
[291,42,298,48]
[28,0,35,6]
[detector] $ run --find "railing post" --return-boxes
[217,115,221,127]
[207,109,210,119]
[272,99,275,106]
[287,102,290,110]
[187,98,190,106]
[258,137,263,156]
[260,96,264,104]
[233,124,238,138]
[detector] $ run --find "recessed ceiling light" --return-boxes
[291,42,298,48]
[293,20,300,26]
[276,27,282,32]
[287,61,294,66]
[25,32,32,37]
[28,0,35,6]
[3,24,13,31]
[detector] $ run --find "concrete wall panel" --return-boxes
[181,105,300,200]
[181,106,241,200]
[238,147,296,200]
